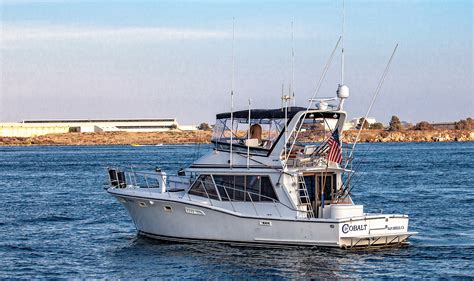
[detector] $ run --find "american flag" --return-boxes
[327,129,342,163]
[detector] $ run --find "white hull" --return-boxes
[110,190,415,249]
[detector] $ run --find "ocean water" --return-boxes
[0,142,473,278]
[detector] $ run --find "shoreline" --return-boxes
[0,129,473,146]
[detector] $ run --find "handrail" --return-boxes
[188,179,308,217]
[107,168,313,219]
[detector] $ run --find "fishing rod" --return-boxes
[339,43,399,200]
[340,141,373,194]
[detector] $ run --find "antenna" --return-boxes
[281,93,290,160]
[281,83,284,109]
[229,18,235,168]
[341,0,345,85]
[291,21,295,106]
[247,99,251,169]
[337,0,349,110]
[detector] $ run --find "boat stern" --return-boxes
[337,214,417,249]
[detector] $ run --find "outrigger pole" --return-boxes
[344,43,398,169]
[339,43,399,200]
[229,18,235,168]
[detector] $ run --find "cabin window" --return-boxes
[188,175,219,200]
[212,175,277,202]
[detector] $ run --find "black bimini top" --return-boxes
[216,107,309,119]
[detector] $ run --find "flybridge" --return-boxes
[211,106,346,161]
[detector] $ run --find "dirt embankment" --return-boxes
[0,129,473,146]
[0,131,213,146]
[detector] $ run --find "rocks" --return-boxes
[0,129,472,146]
[342,130,474,143]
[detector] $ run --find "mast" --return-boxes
[229,18,235,168]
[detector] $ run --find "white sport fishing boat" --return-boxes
[106,7,417,247]
[106,88,417,249]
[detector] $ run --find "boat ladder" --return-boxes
[297,174,314,218]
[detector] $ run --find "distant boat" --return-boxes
[130,144,141,147]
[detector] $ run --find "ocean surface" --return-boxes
[0,142,473,278]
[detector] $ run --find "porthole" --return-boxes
[138,202,147,207]
[163,206,173,212]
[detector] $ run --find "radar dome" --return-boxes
[337,85,350,99]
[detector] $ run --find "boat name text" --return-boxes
[342,224,367,234]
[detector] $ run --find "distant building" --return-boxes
[344,117,378,130]
[0,118,197,137]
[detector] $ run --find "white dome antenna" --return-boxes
[337,84,349,110]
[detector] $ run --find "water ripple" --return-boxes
[0,143,473,278]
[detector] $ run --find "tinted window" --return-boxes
[260,176,277,201]
[212,175,277,202]
[188,175,219,200]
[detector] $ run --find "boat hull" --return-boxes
[111,192,415,249]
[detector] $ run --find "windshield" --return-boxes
[212,117,286,155]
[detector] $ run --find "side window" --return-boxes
[213,175,231,201]
[260,176,277,201]
[213,175,277,202]
[234,176,246,201]
[188,175,219,200]
[246,176,260,201]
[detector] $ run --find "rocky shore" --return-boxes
[0,129,473,146]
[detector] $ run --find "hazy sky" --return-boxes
[0,0,472,125]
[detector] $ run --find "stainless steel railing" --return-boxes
[185,179,315,219]
[107,168,313,219]
[106,167,191,191]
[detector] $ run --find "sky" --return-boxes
[0,0,472,125]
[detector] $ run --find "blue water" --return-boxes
[0,142,473,278]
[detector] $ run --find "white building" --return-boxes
[0,118,197,137]
[345,117,378,130]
